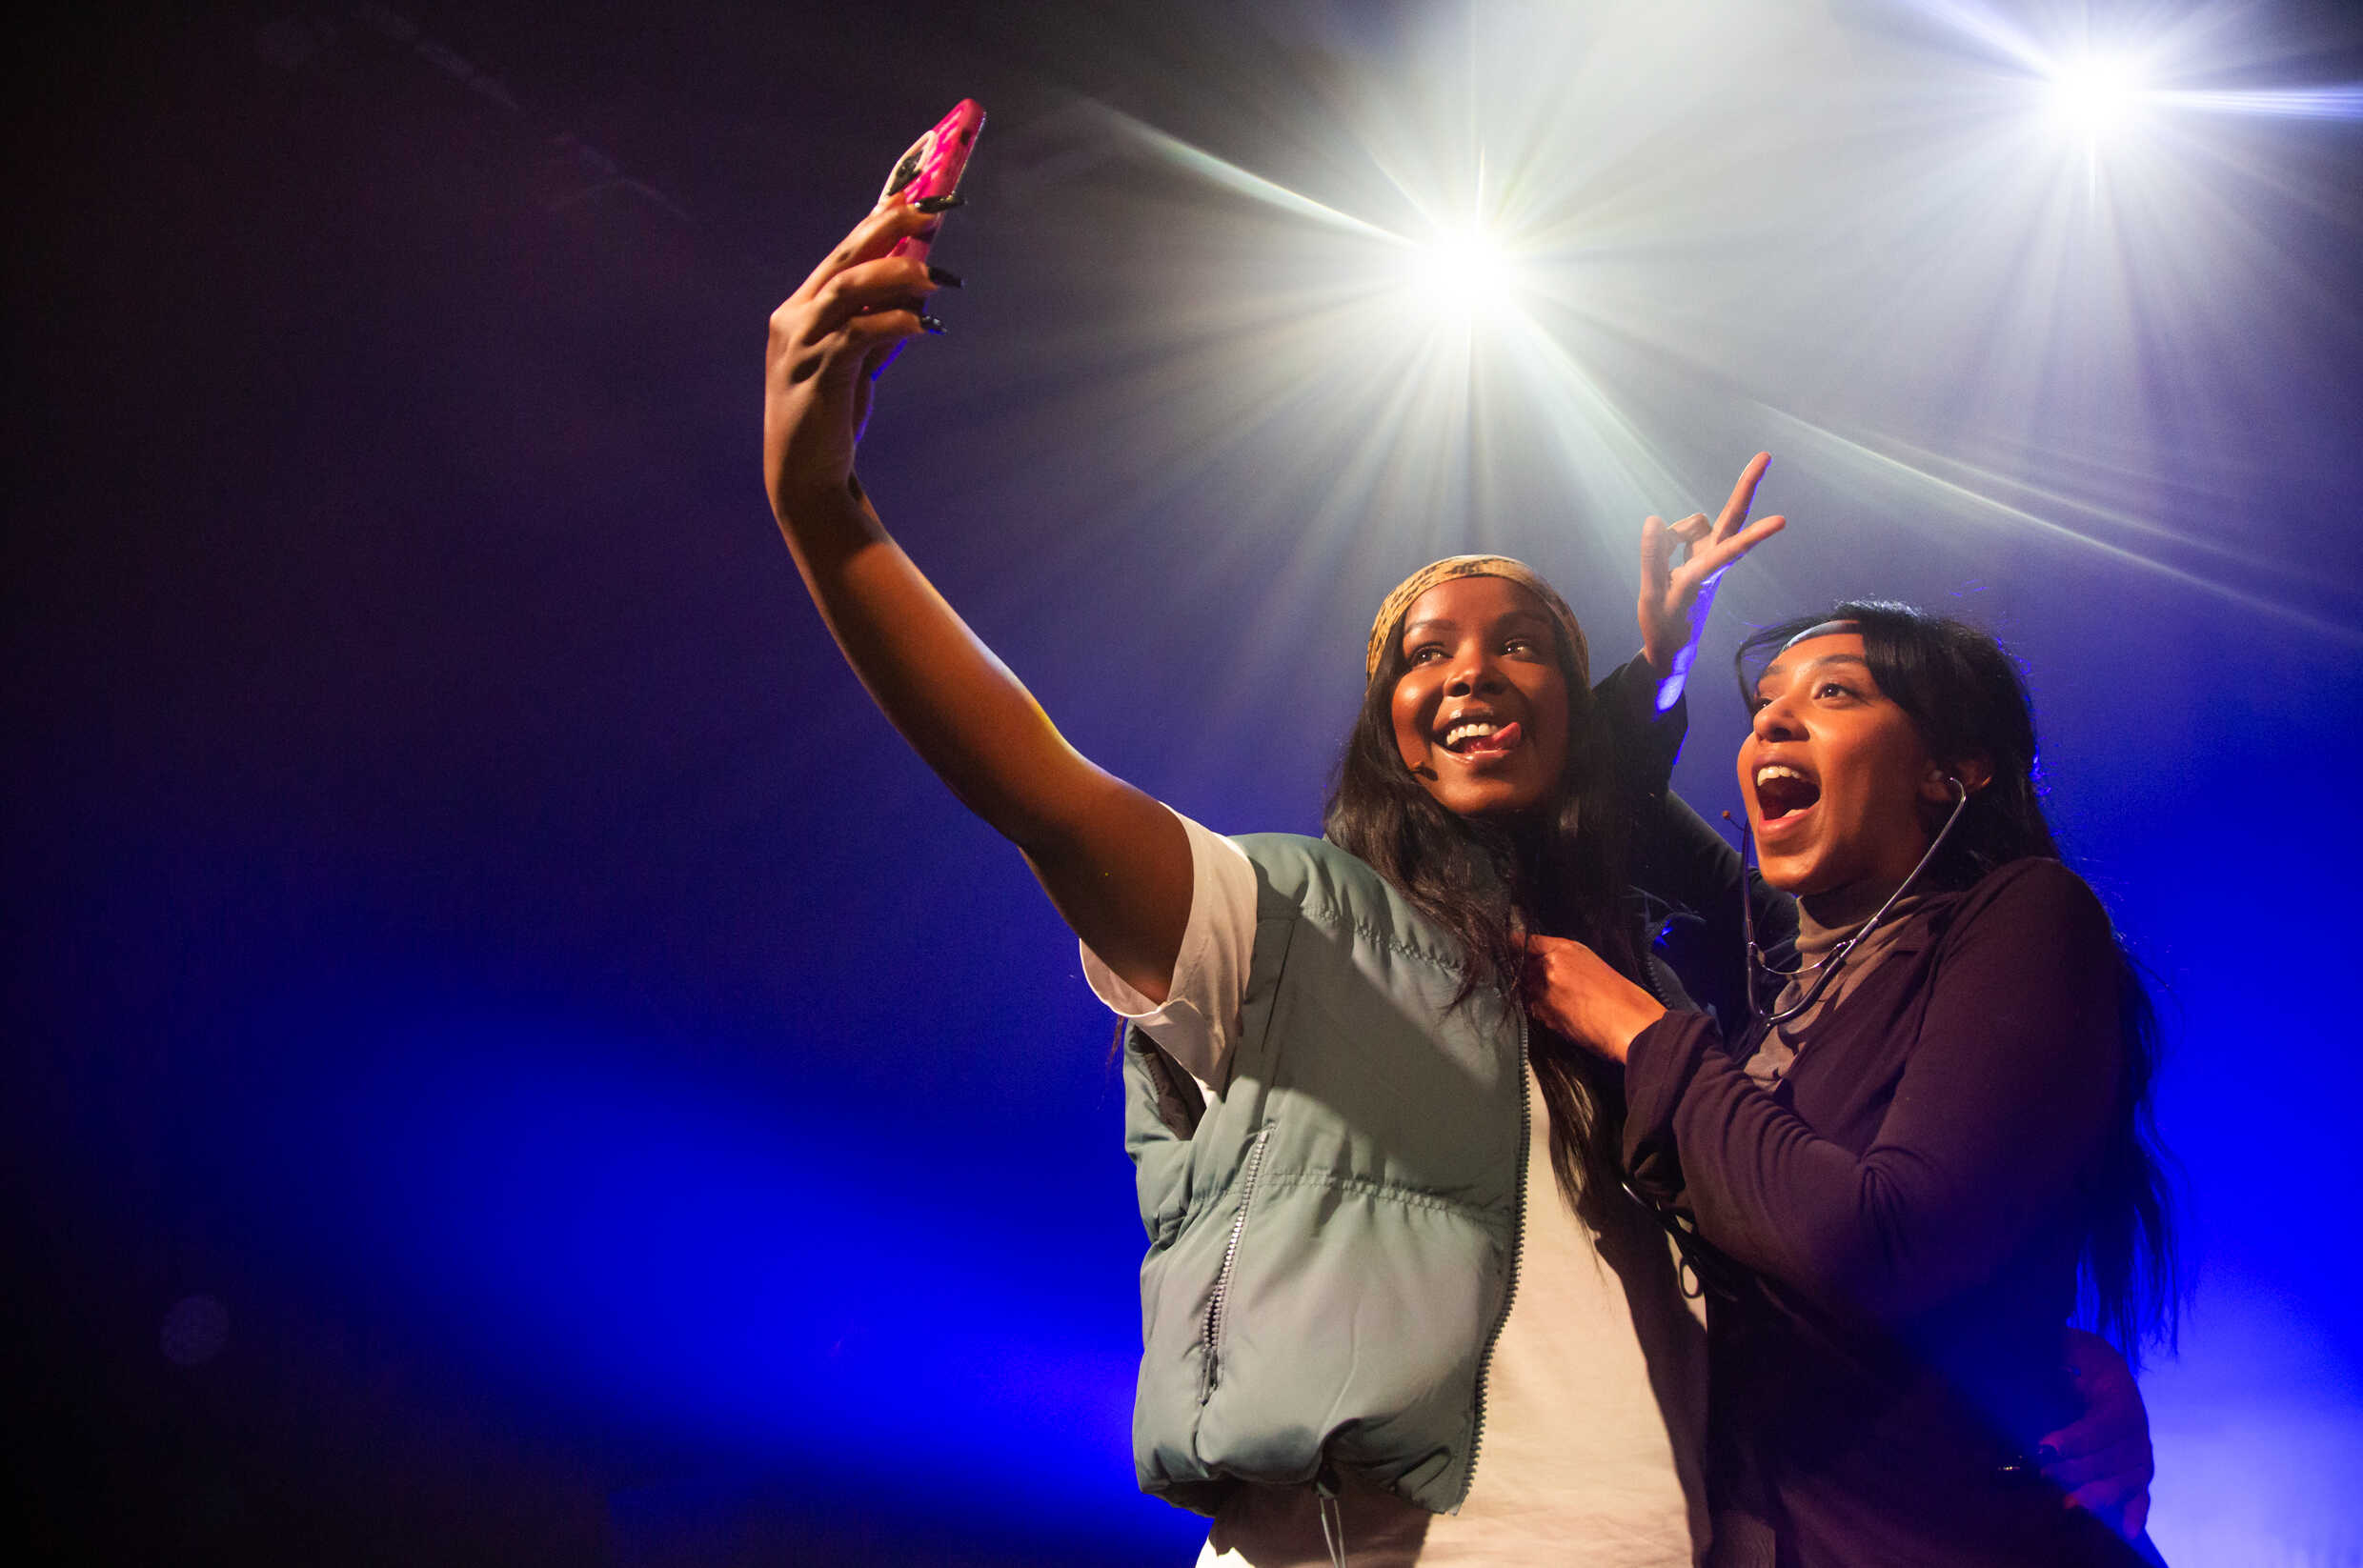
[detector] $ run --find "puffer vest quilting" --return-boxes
[1123,833,1529,1518]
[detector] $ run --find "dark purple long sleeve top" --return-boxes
[1623,856,2147,1566]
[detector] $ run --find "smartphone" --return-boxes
[881,98,984,267]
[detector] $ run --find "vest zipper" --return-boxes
[1201,1123,1275,1403]
[1461,1010,1529,1499]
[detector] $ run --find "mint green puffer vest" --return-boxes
[1122,833,1529,1518]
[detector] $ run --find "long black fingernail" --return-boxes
[911,192,965,214]
[920,315,948,334]
[926,265,963,288]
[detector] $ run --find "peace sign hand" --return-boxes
[1638,452,1788,707]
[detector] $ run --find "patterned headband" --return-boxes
[1363,554,1590,689]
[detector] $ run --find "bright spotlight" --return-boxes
[1403,226,1513,319]
[2047,55,2147,140]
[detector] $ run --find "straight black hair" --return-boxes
[1736,601,2181,1363]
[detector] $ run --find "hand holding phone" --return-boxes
[881,98,983,268]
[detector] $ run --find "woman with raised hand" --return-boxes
[761,190,2150,1566]
[1527,606,2178,1566]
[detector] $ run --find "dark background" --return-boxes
[9,3,2362,1563]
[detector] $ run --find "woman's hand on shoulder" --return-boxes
[1637,452,1787,702]
[764,198,944,524]
[1523,935,1666,1063]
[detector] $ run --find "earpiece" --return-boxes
[1919,771,1965,806]
[1925,758,1991,803]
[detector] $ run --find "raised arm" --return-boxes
[762,196,1189,1001]
[1612,452,1798,1018]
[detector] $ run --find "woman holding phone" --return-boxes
[761,186,2151,1565]
[1527,607,2178,1566]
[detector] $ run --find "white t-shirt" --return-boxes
[1082,814,1712,1567]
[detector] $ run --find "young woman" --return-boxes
[1527,606,2178,1567]
[763,191,2150,1565]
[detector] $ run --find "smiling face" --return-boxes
[1738,631,1957,898]
[1389,575,1572,819]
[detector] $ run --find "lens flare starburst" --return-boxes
[2047,54,2148,141]
[1401,223,1518,322]
[962,0,2362,686]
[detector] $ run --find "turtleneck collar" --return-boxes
[1796,875,1908,944]
[1744,876,1938,1089]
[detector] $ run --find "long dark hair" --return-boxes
[1736,601,2181,1362]
[1324,596,1641,1209]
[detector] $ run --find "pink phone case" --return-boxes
[882,98,984,267]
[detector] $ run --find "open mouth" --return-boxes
[1443,718,1524,757]
[1753,762,1821,821]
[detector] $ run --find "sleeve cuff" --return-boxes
[1076,810,1256,1093]
[1622,1010,1722,1201]
[1596,653,1688,794]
